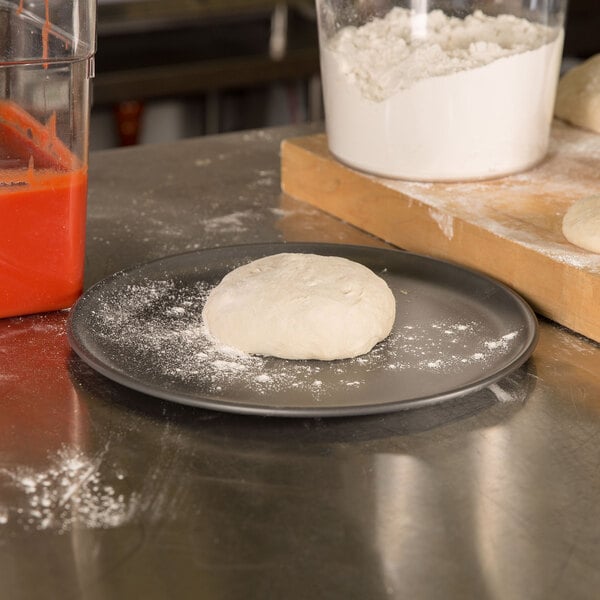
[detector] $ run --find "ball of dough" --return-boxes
[202,253,396,360]
[562,195,600,254]
[555,54,600,134]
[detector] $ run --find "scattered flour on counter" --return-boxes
[85,278,526,400]
[0,447,137,533]
[247,169,277,189]
[241,130,277,143]
[200,210,256,234]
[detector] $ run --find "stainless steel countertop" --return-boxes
[1,125,599,599]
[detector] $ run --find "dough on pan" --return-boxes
[202,253,396,360]
[562,195,600,254]
[555,54,600,134]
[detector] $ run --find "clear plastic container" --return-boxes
[0,0,96,318]
[316,0,567,181]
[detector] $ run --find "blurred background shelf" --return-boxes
[90,0,598,149]
[92,0,320,148]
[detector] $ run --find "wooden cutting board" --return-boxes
[281,120,600,343]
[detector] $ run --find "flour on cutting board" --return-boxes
[85,277,525,400]
[199,210,257,233]
[377,123,600,271]
[429,209,454,240]
[0,446,137,533]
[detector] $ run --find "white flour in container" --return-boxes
[319,8,564,180]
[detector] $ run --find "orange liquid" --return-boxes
[42,0,50,67]
[0,168,87,318]
[16,0,50,64]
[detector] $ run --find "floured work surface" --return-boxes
[281,121,600,343]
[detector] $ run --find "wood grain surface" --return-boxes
[281,120,600,343]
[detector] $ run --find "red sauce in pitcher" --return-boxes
[0,101,87,318]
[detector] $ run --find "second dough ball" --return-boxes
[562,195,600,254]
[555,54,600,134]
